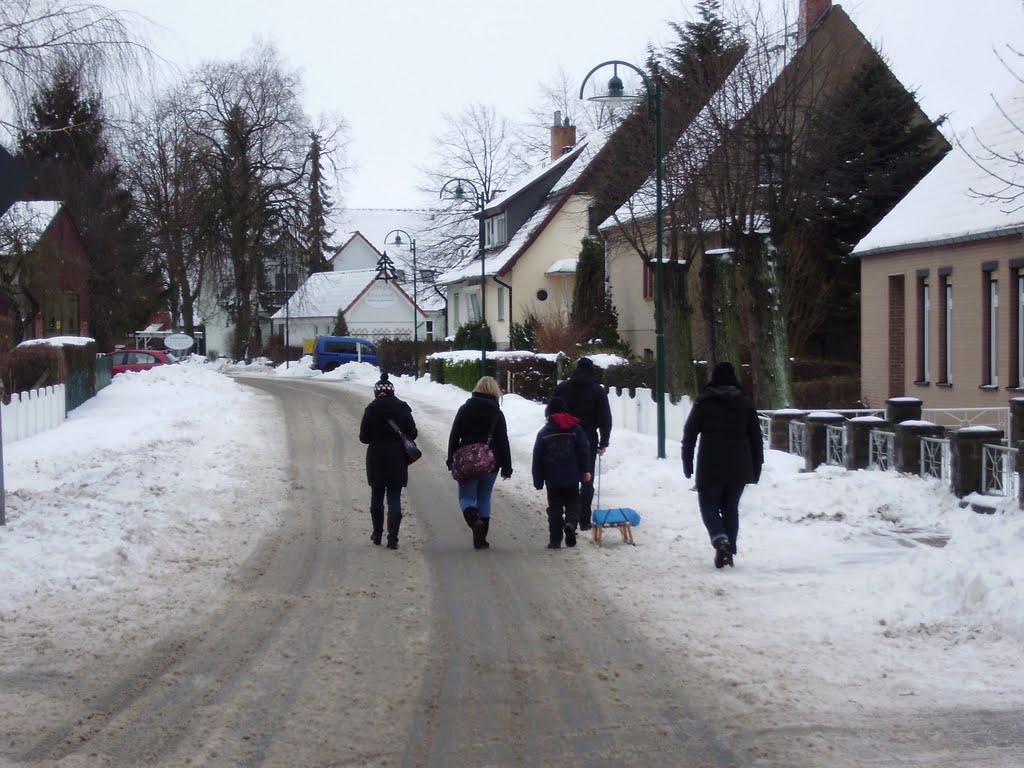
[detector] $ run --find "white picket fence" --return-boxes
[1,385,66,445]
[607,387,692,444]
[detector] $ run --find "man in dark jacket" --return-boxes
[552,357,611,530]
[359,373,418,549]
[532,396,592,549]
[681,361,763,568]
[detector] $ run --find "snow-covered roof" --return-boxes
[333,208,440,254]
[437,133,610,286]
[545,258,577,275]
[271,267,442,320]
[0,200,62,249]
[854,80,1024,256]
[483,141,587,214]
[271,269,378,320]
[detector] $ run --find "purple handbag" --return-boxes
[450,414,499,481]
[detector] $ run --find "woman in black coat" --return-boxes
[359,373,417,549]
[446,376,513,549]
[681,362,764,568]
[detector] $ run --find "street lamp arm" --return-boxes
[578,59,652,99]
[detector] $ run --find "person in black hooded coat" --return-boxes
[681,361,763,569]
[359,373,418,549]
[552,357,611,529]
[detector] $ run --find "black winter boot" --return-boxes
[386,510,402,550]
[713,537,733,568]
[462,506,480,529]
[547,515,563,549]
[473,516,490,549]
[370,508,384,546]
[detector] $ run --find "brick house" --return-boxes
[854,79,1024,409]
[0,200,90,347]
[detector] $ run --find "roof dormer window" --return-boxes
[485,212,507,249]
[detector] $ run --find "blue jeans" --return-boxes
[458,471,499,519]
[697,484,744,554]
[370,485,403,515]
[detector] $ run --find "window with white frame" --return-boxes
[916,272,930,383]
[425,320,434,341]
[497,285,506,321]
[453,293,460,326]
[986,268,999,386]
[941,275,953,384]
[467,293,481,322]
[485,213,507,248]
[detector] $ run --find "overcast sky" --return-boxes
[111,0,1024,209]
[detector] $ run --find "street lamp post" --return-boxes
[440,177,487,378]
[580,59,666,459]
[386,228,420,378]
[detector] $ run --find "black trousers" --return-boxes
[546,485,581,543]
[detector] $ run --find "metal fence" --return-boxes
[982,442,1019,498]
[922,407,1010,435]
[789,420,807,458]
[758,413,772,450]
[869,430,895,471]
[920,435,951,484]
[826,424,845,466]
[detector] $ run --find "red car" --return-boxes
[107,349,175,376]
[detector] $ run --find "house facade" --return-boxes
[855,80,1024,409]
[602,0,945,371]
[439,116,615,348]
[0,200,90,346]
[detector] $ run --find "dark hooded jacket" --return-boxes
[446,392,513,478]
[531,411,591,490]
[681,367,763,489]
[360,393,417,488]
[552,364,612,450]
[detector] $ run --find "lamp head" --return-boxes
[589,72,640,107]
[392,233,403,246]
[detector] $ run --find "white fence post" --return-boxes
[1,383,67,446]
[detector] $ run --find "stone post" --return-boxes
[895,421,945,475]
[1010,398,1024,447]
[769,409,808,453]
[886,396,923,425]
[845,416,887,471]
[1017,440,1024,510]
[804,412,846,472]
[949,427,1003,498]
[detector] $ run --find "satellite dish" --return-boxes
[164,333,194,352]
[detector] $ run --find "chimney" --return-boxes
[798,0,831,43]
[550,111,577,162]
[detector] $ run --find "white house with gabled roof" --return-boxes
[437,115,614,348]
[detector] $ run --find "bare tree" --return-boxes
[519,67,615,163]
[123,85,214,339]
[964,45,1024,211]
[178,42,316,360]
[417,103,529,276]
[0,0,150,133]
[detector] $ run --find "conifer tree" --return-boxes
[331,309,349,336]
[18,62,162,349]
[571,237,619,347]
[304,131,334,274]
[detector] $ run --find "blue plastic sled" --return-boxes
[592,507,641,526]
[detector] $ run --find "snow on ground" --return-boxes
[1,357,1021,722]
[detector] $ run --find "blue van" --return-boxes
[311,336,379,372]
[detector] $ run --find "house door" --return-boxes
[888,275,905,398]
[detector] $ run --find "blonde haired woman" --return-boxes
[446,376,513,549]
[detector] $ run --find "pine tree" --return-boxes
[571,237,620,347]
[18,62,163,349]
[331,309,349,336]
[304,131,334,274]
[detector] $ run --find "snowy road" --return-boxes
[3,373,1022,767]
[6,377,736,767]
